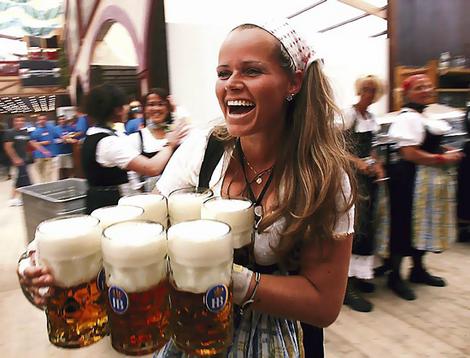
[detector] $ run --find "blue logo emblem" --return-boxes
[108,286,129,314]
[96,269,106,291]
[205,284,228,313]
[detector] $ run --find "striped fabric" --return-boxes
[155,280,304,358]
[412,165,457,252]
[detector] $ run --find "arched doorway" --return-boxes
[89,21,140,100]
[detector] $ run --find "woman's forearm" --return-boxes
[248,273,346,327]
[127,146,175,176]
[400,146,441,166]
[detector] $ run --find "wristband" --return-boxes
[239,271,261,316]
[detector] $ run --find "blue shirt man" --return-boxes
[54,118,75,155]
[74,114,89,139]
[31,116,56,159]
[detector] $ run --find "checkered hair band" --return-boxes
[245,18,320,72]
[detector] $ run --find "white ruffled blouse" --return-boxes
[388,108,451,148]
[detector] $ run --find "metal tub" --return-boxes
[18,178,88,243]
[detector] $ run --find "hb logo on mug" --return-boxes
[205,284,228,313]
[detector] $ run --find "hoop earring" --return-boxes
[286,93,295,102]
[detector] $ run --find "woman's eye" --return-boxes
[217,71,230,79]
[245,68,261,76]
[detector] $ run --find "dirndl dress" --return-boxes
[387,129,457,255]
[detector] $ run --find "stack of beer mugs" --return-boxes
[33,187,255,356]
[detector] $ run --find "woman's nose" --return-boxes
[225,74,244,91]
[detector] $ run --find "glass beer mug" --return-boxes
[35,215,108,348]
[167,187,213,225]
[102,220,169,355]
[118,193,168,228]
[91,204,144,229]
[201,197,254,266]
[167,219,233,356]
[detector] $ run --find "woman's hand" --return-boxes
[17,255,54,307]
[166,120,190,150]
[355,158,370,175]
[442,151,464,164]
[372,162,385,179]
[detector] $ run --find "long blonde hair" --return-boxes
[214,26,356,268]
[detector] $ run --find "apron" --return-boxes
[346,116,377,256]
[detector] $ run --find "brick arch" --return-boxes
[85,4,144,87]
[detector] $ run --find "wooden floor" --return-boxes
[0,177,469,357]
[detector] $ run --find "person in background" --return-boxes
[386,74,462,300]
[0,120,11,180]
[54,115,77,179]
[4,114,50,206]
[79,83,188,213]
[340,75,385,312]
[73,109,89,140]
[457,100,470,242]
[125,100,145,134]
[127,88,190,191]
[30,114,55,183]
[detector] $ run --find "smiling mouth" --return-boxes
[227,100,255,115]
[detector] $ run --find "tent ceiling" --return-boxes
[289,0,388,37]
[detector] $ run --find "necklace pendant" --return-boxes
[255,177,263,185]
[254,205,263,229]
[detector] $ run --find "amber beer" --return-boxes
[35,215,108,348]
[201,197,254,266]
[167,220,233,356]
[102,221,169,355]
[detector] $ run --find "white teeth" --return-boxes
[227,100,255,107]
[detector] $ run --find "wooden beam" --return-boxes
[318,12,370,33]
[338,0,387,19]
[287,0,327,19]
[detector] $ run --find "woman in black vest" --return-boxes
[386,74,462,300]
[81,83,188,213]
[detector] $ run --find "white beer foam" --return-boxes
[36,215,102,287]
[171,261,232,293]
[168,192,211,224]
[104,260,167,293]
[167,220,233,293]
[102,221,167,292]
[119,194,168,227]
[201,198,254,249]
[91,205,144,229]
